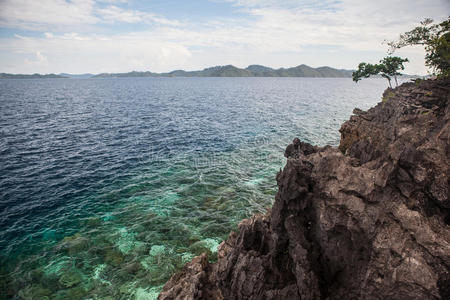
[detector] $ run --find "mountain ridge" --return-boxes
[93,64,354,78]
[0,73,67,79]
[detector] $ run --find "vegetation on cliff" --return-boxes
[352,56,409,88]
[353,17,450,87]
[388,17,450,77]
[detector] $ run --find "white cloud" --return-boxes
[35,51,47,63]
[223,0,450,48]
[60,32,91,40]
[97,0,129,3]
[20,51,49,70]
[97,5,147,23]
[0,0,99,30]
[97,5,181,25]
[13,34,29,40]
[226,0,340,10]
[0,0,181,30]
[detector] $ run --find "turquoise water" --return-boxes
[0,77,388,299]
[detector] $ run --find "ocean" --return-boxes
[0,77,388,299]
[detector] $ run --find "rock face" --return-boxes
[159,78,450,300]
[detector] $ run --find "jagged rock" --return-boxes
[159,78,450,299]
[158,253,222,299]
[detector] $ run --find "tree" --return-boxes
[352,63,378,83]
[378,56,409,87]
[352,56,409,88]
[387,17,450,76]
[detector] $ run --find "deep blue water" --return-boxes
[0,77,388,299]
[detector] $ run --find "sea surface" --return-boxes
[0,77,389,299]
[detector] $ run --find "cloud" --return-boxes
[97,5,149,23]
[0,0,99,30]
[97,5,181,25]
[149,0,448,56]
[35,51,47,63]
[0,0,181,30]
[222,0,449,48]
[14,34,29,40]
[97,0,129,3]
[225,0,340,10]
[20,51,49,70]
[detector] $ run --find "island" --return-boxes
[92,64,354,78]
[0,73,67,79]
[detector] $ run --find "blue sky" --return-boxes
[0,0,448,74]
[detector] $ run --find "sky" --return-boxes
[0,0,448,75]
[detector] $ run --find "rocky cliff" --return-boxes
[159,78,450,300]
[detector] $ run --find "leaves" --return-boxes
[379,56,409,76]
[352,56,408,87]
[352,63,378,82]
[387,17,450,76]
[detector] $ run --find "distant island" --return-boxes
[59,73,94,79]
[0,73,67,79]
[1,64,419,79]
[93,64,354,78]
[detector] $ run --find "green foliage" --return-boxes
[352,56,409,88]
[379,56,409,76]
[387,17,450,76]
[378,56,409,87]
[352,63,378,82]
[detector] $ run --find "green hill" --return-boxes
[0,73,67,79]
[92,64,354,78]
